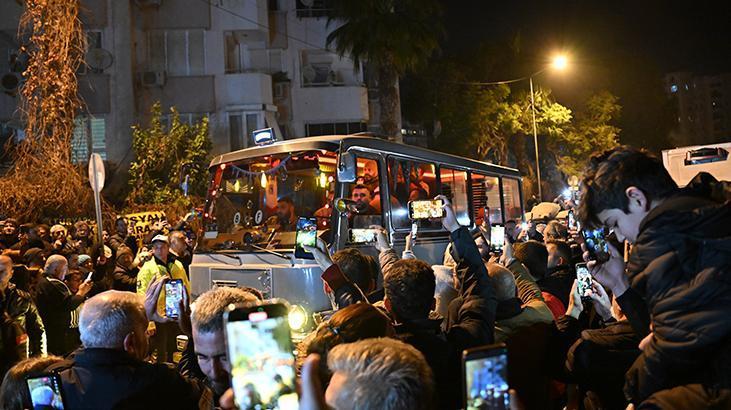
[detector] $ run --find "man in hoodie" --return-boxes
[578,146,731,408]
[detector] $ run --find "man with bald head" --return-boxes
[35,255,92,355]
[0,255,46,358]
[48,290,210,409]
[487,262,553,343]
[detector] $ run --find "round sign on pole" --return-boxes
[88,153,106,193]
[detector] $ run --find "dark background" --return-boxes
[422,0,731,150]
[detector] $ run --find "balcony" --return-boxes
[295,0,332,18]
[296,85,368,122]
[221,72,273,107]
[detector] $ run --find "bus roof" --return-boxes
[210,135,521,178]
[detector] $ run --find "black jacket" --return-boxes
[0,283,45,357]
[411,226,497,409]
[112,264,139,293]
[538,265,575,308]
[623,173,731,403]
[49,348,210,410]
[35,276,84,355]
[109,233,138,255]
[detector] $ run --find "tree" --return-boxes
[0,0,94,221]
[326,0,442,143]
[127,102,211,210]
[552,91,620,179]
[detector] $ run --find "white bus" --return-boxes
[191,136,524,322]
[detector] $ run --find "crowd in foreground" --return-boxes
[0,146,729,410]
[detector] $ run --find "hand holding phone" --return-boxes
[349,228,377,244]
[225,300,298,410]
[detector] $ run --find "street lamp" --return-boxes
[529,53,569,201]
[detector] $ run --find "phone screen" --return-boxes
[408,199,445,220]
[349,229,376,243]
[582,227,609,262]
[463,345,510,410]
[165,279,184,318]
[225,303,298,410]
[490,226,505,252]
[294,217,318,259]
[576,263,592,298]
[27,374,65,409]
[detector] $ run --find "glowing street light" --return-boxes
[551,54,568,71]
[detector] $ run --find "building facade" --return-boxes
[0,0,370,172]
[665,71,731,146]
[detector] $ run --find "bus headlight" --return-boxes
[288,305,308,332]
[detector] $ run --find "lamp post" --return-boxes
[529,54,568,202]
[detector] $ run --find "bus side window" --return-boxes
[387,158,439,230]
[502,177,523,221]
[471,174,502,226]
[344,157,383,229]
[440,167,471,227]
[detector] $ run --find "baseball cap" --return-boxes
[151,235,169,244]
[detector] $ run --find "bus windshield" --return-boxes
[199,150,337,252]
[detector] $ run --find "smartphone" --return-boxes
[349,228,376,243]
[165,279,184,319]
[582,227,609,263]
[463,344,510,410]
[26,373,66,409]
[408,199,445,220]
[576,263,592,300]
[224,300,298,410]
[520,221,528,231]
[410,222,418,243]
[85,271,93,282]
[490,225,505,253]
[567,210,577,230]
[294,217,318,259]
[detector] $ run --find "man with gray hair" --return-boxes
[324,337,434,410]
[49,290,210,409]
[174,285,258,404]
[35,254,92,355]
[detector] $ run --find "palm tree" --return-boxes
[326,0,441,143]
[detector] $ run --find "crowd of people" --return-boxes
[0,146,729,410]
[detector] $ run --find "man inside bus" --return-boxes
[349,185,381,229]
[270,197,297,232]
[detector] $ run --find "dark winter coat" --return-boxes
[623,172,731,403]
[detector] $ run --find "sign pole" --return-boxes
[88,153,106,246]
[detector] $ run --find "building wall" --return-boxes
[665,72,731,146]
[0,0,371,175]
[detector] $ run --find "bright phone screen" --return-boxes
[27,375,65,409]
[226,311,297,410]
[465,352,510,410]
[164,280,184,318]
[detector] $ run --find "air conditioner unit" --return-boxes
[135,0,162,7]
[139,70,166,87]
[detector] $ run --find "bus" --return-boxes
[192,135,524,324]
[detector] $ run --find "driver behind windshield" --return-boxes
[351,185,378,215]
[267,196,298,232]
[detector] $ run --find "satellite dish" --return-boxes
[302,64,316,83]
[85,48,114,73]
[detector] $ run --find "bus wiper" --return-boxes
[248,243,293,265]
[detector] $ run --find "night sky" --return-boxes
[435,0,731,149]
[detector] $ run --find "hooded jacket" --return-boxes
[623,173,731,403]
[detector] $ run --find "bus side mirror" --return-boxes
[337,152,357,182]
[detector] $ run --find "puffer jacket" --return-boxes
[623,172,731,403]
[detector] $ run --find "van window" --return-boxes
[471,173,502,225]
[502,177,523,221]
[387,157,439,230]
[440,167,471,227]
[341,157,383,230]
